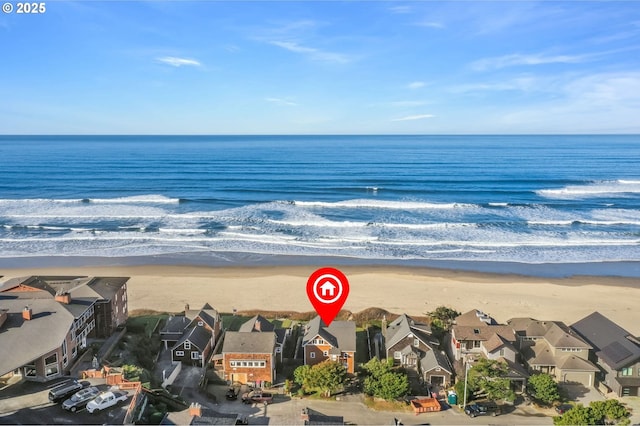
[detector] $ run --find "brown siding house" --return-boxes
[222,332,276,386]
[302,317,356,374]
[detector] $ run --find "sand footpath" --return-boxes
[1,264,638,333]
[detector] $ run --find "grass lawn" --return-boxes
[221,314,253,331]
[127,314,169,337]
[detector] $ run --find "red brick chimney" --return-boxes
[188,402,201,417]
[55,292,71,304]
[23,306,33,321]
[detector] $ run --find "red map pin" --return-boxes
[306,267,350,326]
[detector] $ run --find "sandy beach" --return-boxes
[1,264,638,334]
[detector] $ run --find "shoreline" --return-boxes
[1,259,638,334]
[1,252,640,278]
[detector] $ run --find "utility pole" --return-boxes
[462,359,471,409]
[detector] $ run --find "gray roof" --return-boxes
[507,318,591,349]
[162,408,239,425]
[0,298,75,376]
[453,325,516,342]
[177,325,212,351]
[161,316,191,335]
[186,304,219,330]
[302,317,356,353]
[238,315,275,333]
[222,331,275,354]
[571,311,640,370]
[559,355,599,372]
[455,310,497,326]
[385,314,436,352]
[420,349,453,374]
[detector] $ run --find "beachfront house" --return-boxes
[449,310,518,361]
[571,312,640,397]
[302,316,356,374]
[508,317,599,387]
[161,303,221,367]
[237,315,287,362]
[0,275,129,382]
[221,331,277,386]
[384,314,452,387]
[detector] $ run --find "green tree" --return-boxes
[467,358,515,402]
[553,404,599,426]
[362,358,409,400]
[427,306,460,332]
[298,361,347,397]
[293,365,311,387]
[590,399,631,425]
[527,373,560,405]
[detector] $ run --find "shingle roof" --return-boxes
[177,325,212,352]
[238,315,275,333]
[420,349,453,374]
[483,333,512,353]
[186,304,219,330]
[222,331,275,354]
[544,322,591,349]
[161,316,191,334]
[0,299,75,376]
[559,355,599,372]
[303,317,356,353]
[571,311,640,370]
[453,325,516,342]
[455,310,496,327]
[385,314,436,352]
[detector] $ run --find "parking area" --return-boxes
[0,378,130,425]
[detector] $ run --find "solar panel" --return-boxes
[601,341,633,364]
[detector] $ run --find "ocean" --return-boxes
[1,134,640,275]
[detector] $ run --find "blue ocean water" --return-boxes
[1,134,639,266]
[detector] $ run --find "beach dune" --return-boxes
[1,264,638,333]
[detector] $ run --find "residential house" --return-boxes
[450,310,528,392]
[572,312,640,396]
[508,317,599,387]
[238,315,287,361]
[449,310,517,362]
[221,331,276,386]
[0,275,129,382]
[385,314,452,386]
[302,316,356,374]
[161,303,221,367]
[420,349,454,387]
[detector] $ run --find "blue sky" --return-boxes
[1,1,639,134]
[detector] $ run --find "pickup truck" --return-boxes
[241,390,273,405]
[86,391,128,413]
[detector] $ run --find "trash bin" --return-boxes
[447,391,457,405]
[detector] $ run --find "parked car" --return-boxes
[555,404,574,414]
[85,391,128,413]
[48,380,91,403]
[226,387,239,401]
[62,386,100,412]
[241,390,273,405]
[464,401,500,417]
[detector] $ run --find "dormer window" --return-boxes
[473,329,480,334]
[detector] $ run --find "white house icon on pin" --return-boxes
[320,281,336,297]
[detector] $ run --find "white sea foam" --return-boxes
[293,199,470,209]
[537,180,640,198]
[88,195,180,204]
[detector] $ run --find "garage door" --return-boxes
[563,372,593,387]
[230,373,248,384]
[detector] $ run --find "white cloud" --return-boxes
[269,40,351,64]
[156,56,202,67]
[414,21,445,29]
[265,97,298,106]
[392,114,434,121]
[389,5,413,14]
[407,81,425,89]
[471,53,585,71]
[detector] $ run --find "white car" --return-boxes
[85,391,128,413]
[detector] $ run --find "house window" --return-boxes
[473,341,481,348]
[621,367,633,376]
[45,364,59,378]
[184,342,191,350]
[176,351,185,357]
[323,350,329,356]
[394,351,402,359]
[44,353,57,365]
[191,352,200,360]
[24,364,36,377]
[310,352,316,359]
[499,348,505,357]
[230,360,266,368]
[414,338,420,347]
